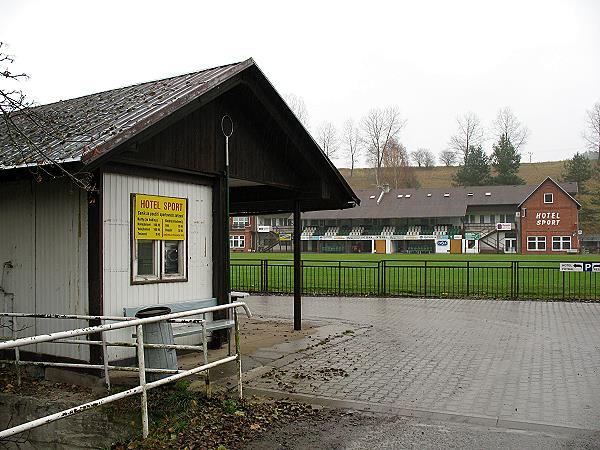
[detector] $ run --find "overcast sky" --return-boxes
[1,0,599,166]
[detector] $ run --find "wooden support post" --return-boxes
[293,201,302,331]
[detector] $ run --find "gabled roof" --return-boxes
[0,59,359,210]
[518,176,581,208]
[0,60,254,169]
[303,181,579,220]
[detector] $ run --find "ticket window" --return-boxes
[132,194,188,284]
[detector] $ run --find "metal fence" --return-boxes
[0,302,252,440]
[231,259,600,301]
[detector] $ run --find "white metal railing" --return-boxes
[0,302,251,440]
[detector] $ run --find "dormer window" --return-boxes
[544,193,553,204]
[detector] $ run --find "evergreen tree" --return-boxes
[490,135,525,185]
[453,145,491,186]
[562,152,593,193]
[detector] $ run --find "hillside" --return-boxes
[338,161,565,190]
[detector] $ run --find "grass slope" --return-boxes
[338,161,565,190]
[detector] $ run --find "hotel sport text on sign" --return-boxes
[134,194,187,240]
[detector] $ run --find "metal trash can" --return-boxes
[135,306,178,382]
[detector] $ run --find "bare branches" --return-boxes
[439,149,458,166]
[448,112,485,161]
[341,119,361,177]
[0,42,95,191]
[382,138,417,188]
[583,101,600,160]
[361,106,406,186]
[411,148,435,168]
[283,93,310,130]
[315,121,338,160]
[492,107,529,150]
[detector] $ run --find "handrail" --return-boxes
[0,301,251,440]
[0,302,251,350]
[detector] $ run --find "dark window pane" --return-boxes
[137,240,154,275]
[164,241,180,274]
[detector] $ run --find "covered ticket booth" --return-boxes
[0,58,358,363]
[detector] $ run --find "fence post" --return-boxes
[381,260,386,296]
[338,261,342,296]
[234,309,243,400]
[101,331,111,391]
[136,324,149,439]
[202,321,210,398]
[466,261,470,297]
[423,260,428,297]
[514,261,520,299]
[562,270,565,300]
[264,260,269,293]
[11,315,21,387]
[510,261,514,299]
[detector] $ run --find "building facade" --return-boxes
[0,59,358,362]
[519,178,581,254]
[289,178,579,255]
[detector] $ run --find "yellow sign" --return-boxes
[134,194,186,240]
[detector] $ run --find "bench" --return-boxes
[123,292,249,340]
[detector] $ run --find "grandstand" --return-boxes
[296,179,580,254]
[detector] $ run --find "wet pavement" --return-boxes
[242,296,600,432]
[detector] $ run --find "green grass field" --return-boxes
[230,252,600,301]
[231,252,599,262]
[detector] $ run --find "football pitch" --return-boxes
[230,252,600,300]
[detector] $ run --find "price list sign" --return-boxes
[134,194,187,240]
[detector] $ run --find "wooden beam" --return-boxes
[293,200,301,331]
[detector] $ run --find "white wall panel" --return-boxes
[0,180,88,360]
[102,173,213,359]
[0,181,35,342]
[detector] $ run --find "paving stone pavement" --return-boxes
[243,296,600,431]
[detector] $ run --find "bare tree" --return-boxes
[361,106,406,186]
[439,149,458,166]
[283,93,310,129]
[492,107,529,150]
[411,148,435,168]
[382,138,417,188]
[341,118,361,177]
[583,101,600,160]
[448,112,485,161]
[315,121,338,160]
[0,42,93,190]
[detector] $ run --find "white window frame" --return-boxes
[230,235,246,249]
[133,240,160,282]
[527,236,546,251]
[544,193,553,204]
[504,238,517,253]
[552,236,571,251]
[131,195,188,284]
[232,216,249,229]
[161,240,187,279]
